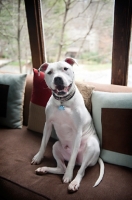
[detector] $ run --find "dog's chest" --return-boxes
[51,106,74,125]
[50,106,76,138]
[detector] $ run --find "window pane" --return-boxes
[0,0,32,74]
[42,0,114,84]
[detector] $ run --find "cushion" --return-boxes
[28,69,94,139]
[0,73,27,128]
[1,127,132,200]
[28,69,52,134]
[92,91,132,168]
[76,81,94,113]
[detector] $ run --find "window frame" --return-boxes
[111,0,132,86]
[24,0,46,69]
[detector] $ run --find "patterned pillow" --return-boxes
[92,91,132,168]
[76,81,94,113]
[0,73,27,128]
[28,69,94,139]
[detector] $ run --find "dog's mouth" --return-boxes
[52,83,72,96]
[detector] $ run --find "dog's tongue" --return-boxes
[56,86,68,94]
[64,87,68,92]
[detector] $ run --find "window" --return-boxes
[1,0,131,86]
[0,0,32,74]
[42,0,114,84]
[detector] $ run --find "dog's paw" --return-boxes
[63,177,71,183]
[35,167,48,175]
[63,172,73,183]
[68,179,80,192]
[31,152,43,165]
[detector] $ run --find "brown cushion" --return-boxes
[0,126,132,199]
[87,82,132,93]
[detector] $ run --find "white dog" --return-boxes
[31,57,104,192]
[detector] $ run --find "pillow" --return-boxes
[28,68,52,135]
[76,81,94,113]
[0,73,27,128]
[28,69,94,139]
[92,91,132,168]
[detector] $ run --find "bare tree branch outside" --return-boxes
[0,0,31,73]
[2,0,131,85]
[43,0,114,65]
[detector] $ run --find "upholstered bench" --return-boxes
[0,71,132,200]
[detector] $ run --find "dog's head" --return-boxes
[38,57,78,96]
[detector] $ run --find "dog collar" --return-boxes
[53,87,76,110]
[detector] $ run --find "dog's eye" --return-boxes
[64,67,68,71]
[47,70,52,75]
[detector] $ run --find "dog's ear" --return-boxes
[64,57,78,66]
[38,63,48,76]
[39,63,48,71]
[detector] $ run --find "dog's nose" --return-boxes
[54,77,64,85]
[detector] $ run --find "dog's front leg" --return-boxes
[31,121,52,165]
[63,130,82,183]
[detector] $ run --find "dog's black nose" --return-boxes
[54,77,64,86]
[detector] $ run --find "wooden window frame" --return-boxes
[24,0,46,69]
[111,0,132,86]
[25,0,132,86]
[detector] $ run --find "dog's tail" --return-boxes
[93,157,104,187]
